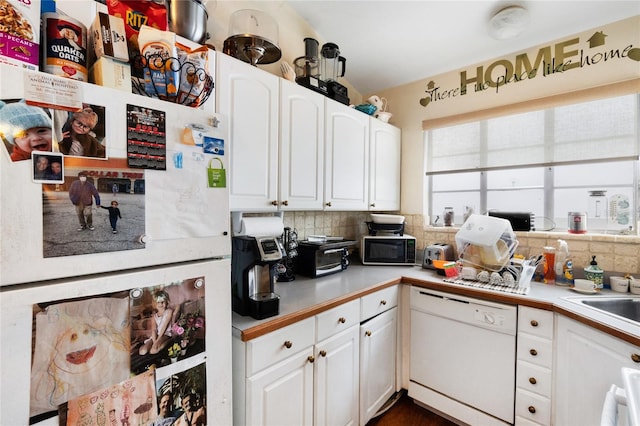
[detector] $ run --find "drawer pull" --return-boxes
[529,377,537,385]
[528,406,536,414]
[380,300,387,306]
[632,353,640,363]
[530,320,539,327]
[365,330,372,337]
[284,341,292,349]
[529,349,538,356]
[325,202,332,207]
[271,200,278,206]
[307,355,315,363]
[319,350,327,357]
[338,317,346,324]
[281,200,289,206]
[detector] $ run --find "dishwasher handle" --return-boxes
[601,384,627,426]
[418,290,470,305]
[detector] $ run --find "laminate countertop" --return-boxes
[232,263,640,346]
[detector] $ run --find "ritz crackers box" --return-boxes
[0,0,41,70]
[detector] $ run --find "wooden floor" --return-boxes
[366,392,458,426]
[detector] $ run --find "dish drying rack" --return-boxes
[131,54,214,107]
[444,258,536,295]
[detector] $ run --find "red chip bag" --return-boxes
[107,0,167,77]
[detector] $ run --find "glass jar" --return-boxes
[443,207,454,226]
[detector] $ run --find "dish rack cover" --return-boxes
[455,214,518,271]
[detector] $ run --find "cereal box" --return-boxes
[0,0,41,70]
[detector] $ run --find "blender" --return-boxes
[293,38,327,95]
[320,42,349,105]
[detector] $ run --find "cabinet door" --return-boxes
[247,346,314,426]
[360,307,397,426]
[315,325,360,426]
[325,101,370,210]
[217,54,279,211]
[555,316,640,425]
[280,80,325,210]
[369,119,401,211]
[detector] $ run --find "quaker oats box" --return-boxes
[0,0,41,70]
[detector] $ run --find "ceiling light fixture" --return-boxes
[488,5,530,40]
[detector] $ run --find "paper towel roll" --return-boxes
[239,216,284,236]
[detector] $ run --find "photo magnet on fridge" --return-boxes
[203,136,224,155]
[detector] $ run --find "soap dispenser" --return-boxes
[584,255,604,289]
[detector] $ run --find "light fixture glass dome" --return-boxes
[488,5,530,40]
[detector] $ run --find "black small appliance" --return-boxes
[320,42,349,105]
[294,38,328,96]
[295,239,355,278]
[231,235,282,320]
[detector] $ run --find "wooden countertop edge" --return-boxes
[239,275,640,346]
[239,278,402,341]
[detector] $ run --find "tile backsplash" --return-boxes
[254,211,640,276]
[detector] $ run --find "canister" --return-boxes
[568,212,587,234]
[41,12,88,81]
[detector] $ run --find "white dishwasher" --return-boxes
[409,287,517,425]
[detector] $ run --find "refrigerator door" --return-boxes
[0,259,232,425]
[0,61,230,286]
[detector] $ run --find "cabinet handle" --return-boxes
[632,353,640,363]
[325,202,332,207]
[529,377,537,385]
[319,350,327,357]
[271,200,279,206]
[338,317,346,324]
[282,200,289,206]
[528,406,536,414]
[529,349,538,356]
[370,203,375,207]
[365,330,372,337]
[530,320,539,327]
[380,300,387,306]
[307,356,315,363]
[283,341,292,349]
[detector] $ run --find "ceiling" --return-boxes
[285,1,640,95]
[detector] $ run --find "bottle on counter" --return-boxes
[555,239,574,286]
[584,255,604,289]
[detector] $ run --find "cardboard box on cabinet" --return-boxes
[0,0,41,70]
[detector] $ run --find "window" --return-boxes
[425,94,639,234]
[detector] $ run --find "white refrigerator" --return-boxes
[0,61,232,425]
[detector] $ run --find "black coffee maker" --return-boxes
[231,235,282,320]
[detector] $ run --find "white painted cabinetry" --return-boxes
[324,100,370,210]
[555,315,640,426]
[368,119,401,211]
[515,306,554,425]
[217,53,280,212]
[233,300,361,426]
[279,79,326,210]
[359,286,399,425]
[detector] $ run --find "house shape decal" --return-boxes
[588,31,607,48]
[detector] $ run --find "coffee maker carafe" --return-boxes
[231,235,282,319]
[320,42,349,105]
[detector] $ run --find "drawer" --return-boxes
[515,388,551,425]
[246,317,315,376]
[518,306,554,339]
[361,285,398,322]
[316,299,360,342]
[516,360,552,397]
[517,333,553,368]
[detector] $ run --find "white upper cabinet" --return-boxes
[217,54,280,212]
[279,79,325,210]
[325,101,370,211]
[369,119,401,211]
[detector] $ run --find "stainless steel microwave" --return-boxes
[361,235,417,265]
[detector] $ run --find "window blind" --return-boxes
[425,91,639,175]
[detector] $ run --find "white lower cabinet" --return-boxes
[233,300,362,426]
[515,306,554,426]
[555,315,640,426]
[359,306,397,425]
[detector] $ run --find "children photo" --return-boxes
[0,99,53,162]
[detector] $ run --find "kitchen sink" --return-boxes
[568,297,640,325]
